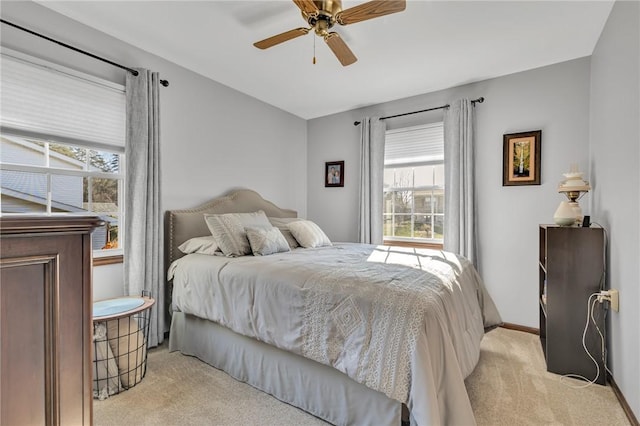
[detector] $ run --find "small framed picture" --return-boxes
[503,130,541,186]
[325,161,344,187]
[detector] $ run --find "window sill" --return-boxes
[93,254,123,266]
[383,240,443,250]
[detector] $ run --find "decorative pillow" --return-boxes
[268,217,302,248]
[287,220,332,248]
[178,236,220,255]
[245,226,290,256]
[204,210,271,257]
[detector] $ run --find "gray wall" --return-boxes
[590,1,639,418]
[1,1,308,299]
[308,58,592,330]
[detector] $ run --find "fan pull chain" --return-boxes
[313,35,316,65]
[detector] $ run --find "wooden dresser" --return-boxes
[1,216,104,425]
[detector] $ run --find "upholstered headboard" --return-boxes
[164,188,297,269]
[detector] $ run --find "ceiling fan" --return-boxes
[253,0,406,66]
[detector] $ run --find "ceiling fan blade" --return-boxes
[324,32,357,66]
[292,0,319,16]
[253,28,310,49]
[336,0,406,25]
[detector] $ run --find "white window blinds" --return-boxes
[384,122,444,166]
[0,49,125,150]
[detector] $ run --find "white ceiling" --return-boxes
[37,1,614,120]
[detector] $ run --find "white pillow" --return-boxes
[245,226,290,256]
[178,236,220,255]
[268,217,302,248]
[204,210,271,257]
[287,220,332,248]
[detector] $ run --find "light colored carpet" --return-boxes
[465,328,629,426]
[94,327,630,425]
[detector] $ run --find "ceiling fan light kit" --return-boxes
[253,0,406,66]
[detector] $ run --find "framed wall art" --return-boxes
[325,161,344,187]
[503,130,541,186]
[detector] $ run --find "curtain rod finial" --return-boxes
[354,121,361,126]
[160,79,169,87]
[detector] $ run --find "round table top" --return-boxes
[93,296,155,321]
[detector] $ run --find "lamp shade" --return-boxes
[558,171,591,194]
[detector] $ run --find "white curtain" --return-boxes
[124,68,163,347]
[358,117,386,244]
[444,99,478,267]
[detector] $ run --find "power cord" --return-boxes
[560,293,606,388]
[592,221,611,377]
[558,221,610,389]
[591,221,608,293]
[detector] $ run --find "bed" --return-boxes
[165,189,501,426]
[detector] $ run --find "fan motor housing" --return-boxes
[304,0,342,35]
[314,0,342,16]
[304,0,342,23]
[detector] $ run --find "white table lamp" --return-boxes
[555,165,590,226]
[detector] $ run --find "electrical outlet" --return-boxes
[609,289,619,312]
[597,289,620,312]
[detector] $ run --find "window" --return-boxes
[383,123,444,244]
[1,135,124,252]
[0,48,125,256]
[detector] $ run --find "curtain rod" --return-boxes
[1,19,169,87]
[353,97,484,126]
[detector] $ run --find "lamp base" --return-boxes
[554,201,577,226]
[569,201,583,226]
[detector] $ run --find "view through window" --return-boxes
[0,135,124,253]
[383,122,444,244]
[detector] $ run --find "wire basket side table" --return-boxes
[92,295,155,400]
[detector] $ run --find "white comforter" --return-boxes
[169,243,501,425]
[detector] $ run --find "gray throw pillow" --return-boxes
[204,210,271,256]
[268,217,302,248]
[245,226,291,256]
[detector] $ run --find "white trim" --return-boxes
[2,134,86,168]
[0,127,126,154]
[0,163,123,180]
[94,248,124,258]
[383,236,443,245]
[384,185,444,192]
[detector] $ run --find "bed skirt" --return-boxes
[169,312,402,426]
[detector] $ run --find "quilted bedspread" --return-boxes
[169,243,501,425]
